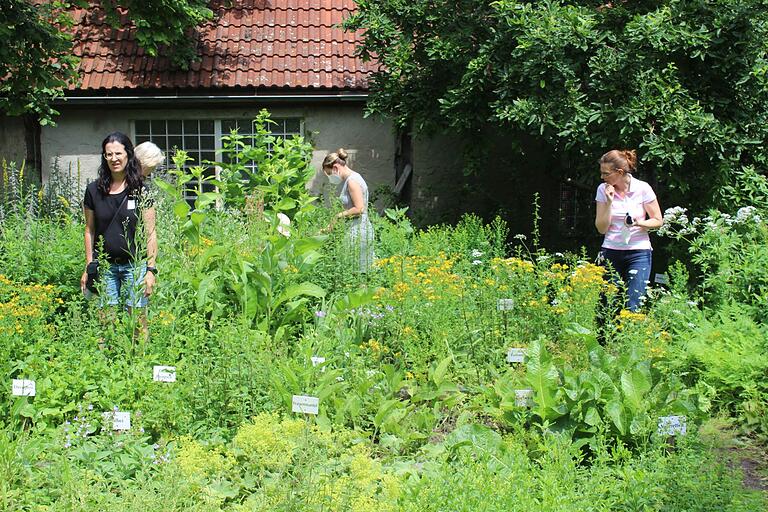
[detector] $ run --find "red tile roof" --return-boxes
[69,0,373,92]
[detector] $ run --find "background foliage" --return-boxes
[345,0,768,209]
[0,0,214,122]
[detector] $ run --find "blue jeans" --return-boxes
[101,261,148,308]
[600,248,652,312]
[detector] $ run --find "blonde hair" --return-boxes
[134,141,165,171]
[322,147,349,170]
[599,149,637,173]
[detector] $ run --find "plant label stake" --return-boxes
[153,366,177,383]
[654,273,669,285]
[291,395,319,415]
[506,348,526,364]
[310,356,326,372]
[514,389,534,408]
[103,411,131,431]
[12,379,35,397]
[657,415,686,436]
[497,299,514,311]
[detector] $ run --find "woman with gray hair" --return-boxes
[134,141,164,177]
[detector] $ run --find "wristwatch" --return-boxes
[146,266,158,275]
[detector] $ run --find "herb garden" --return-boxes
[1,114,766,510]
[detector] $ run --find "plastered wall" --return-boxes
[39,103,396,198]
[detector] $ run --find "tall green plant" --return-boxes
[216,109,317,218]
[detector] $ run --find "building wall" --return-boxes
[36,101,588,246]
[0,115,27,166]
[40,102,396,198]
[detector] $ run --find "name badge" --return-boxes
[127,199,136,210]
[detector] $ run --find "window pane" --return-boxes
[183,120,199,134]
[201,151,216,163]
[200,136,215,150]
[150,120,166,134]
[135,120,150,135]
[168,136,183,152]
[154,138,167,151]
[135,135,149,144]
[184,135,199,150]
[200,120,215,133]
[285,118,301,134]
[167,120,183,135]
[221,120,238,133]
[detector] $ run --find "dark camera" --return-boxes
[624,213,634,226]
[85,261,100,294]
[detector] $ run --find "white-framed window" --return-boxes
[133,118,303,197]
[220,118,303,175]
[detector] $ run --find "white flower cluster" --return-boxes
[735,206,762,224]
[659,207,698,237]
[659,205,763,238]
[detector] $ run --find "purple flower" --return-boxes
[64,442,71,449]
[315,310,326,318]
[87,404,94,411]
[385,305,394,312]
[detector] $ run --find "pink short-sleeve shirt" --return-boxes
[595,176,657,250]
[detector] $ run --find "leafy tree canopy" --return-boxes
[346,0,768,206]
[1,0,213,124]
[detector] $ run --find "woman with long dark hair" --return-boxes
[81,132,157,338]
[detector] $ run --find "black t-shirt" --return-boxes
[83,182,150,263]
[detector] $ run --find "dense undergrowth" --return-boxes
[0,118,766,510]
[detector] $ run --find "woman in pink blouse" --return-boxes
[595,149,663,311]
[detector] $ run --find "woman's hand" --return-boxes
[604,184,615,202]
[143,272,156,297]
[80,271,88,294]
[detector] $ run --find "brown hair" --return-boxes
[599,149,637,174]
[322,148,348,170]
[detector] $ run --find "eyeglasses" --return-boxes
[600,167,625,177]
[104,152,126,160]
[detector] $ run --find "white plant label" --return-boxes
[127,199,136,210]
[514,389,534,407]
[291,395,319,415]
[103,411,131,431]
[497,299,515,311]
[658,415,687,436]
[506,348,527,364]
[153,365,177,383]
[654,273,669,285]
[12,379,36,397]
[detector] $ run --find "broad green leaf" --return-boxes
[190,211,205,226]
[373,399,402,429]
[525,338,563,422]
[276,282,325,306]
[173,200,190,219]
[584,407,601,426]
[606,400,627,436]
[621,368,651,414]
[444,424,502,454]
[432,356,452,387]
